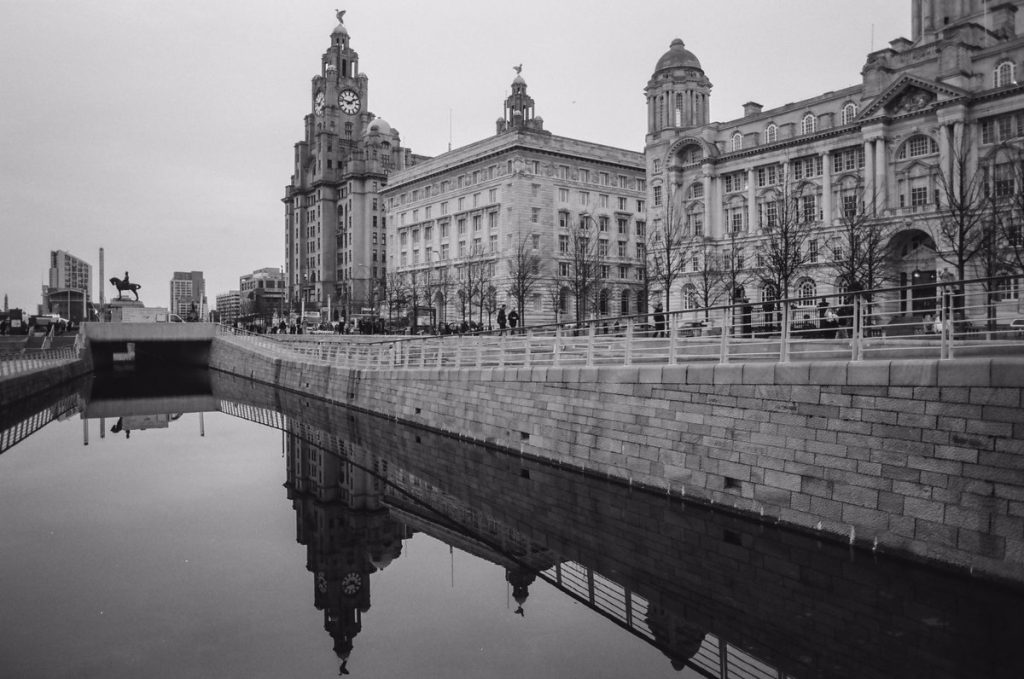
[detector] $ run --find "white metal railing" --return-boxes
[0,340,84,378]
[217,274,1024,371]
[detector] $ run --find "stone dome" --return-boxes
[367,118,392,136]
[654,38,702,73]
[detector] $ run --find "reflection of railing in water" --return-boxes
[0,392,81,455]
[217,401,288,430]
[543,561,790,679]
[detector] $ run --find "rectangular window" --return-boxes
[617,218,628,234]
[599,194,609,207]
[618,241,627,257]
[842,194,858,219]
[599,216,609,232]
[635,220,646,238]
[579,169,589,183]
[559,235,569,253]
[531,207,540,223]
[559,262,570,277]
[808,239,818,264]
[458,218,467,235]
[489,188,498,203]
[618,197,628,211]
[440,222,449,238]
[559,188,570,202]
[580,191,589,205]
[559,211,569,228]
[801,195,817,222]
[473,215,482,231]
[910,186,928,207]
[619,265,628,279]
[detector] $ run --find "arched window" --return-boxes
[598,288,610,315]
[797,278,817,306]
[842,102,857,125]
[731,132,743,151]
[558,288,569,313]
[897,134,939,159]
[620,289,631,315]
[802,114,817,135]
[765,123,778,143]
[995,60,1016,88]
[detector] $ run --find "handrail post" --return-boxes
[553,325,562,365]
[720,305,730,363]
[524,329,532,367]
[780,300,791,362]
[586,321,596,367]
[624,319,633,366]
[476,336,482,368]
[667,314,677,364]
[851,296,863,361]
[939,287,950,359]
[499,332,506,368]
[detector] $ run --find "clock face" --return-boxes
[341,571,363,595]
[314,91,325,116]
[338,89,361,115]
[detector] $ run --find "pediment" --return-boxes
[860,75,968,120]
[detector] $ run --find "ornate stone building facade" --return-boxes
[283,12,423,320]
[646,0,1024,323]
[382,70,647,328]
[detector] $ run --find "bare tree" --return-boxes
[934,126,991,286]
[755,175,817,299]
[382,270,408,329]
[562,215,607,324]
[543,277,566,326]
[506,233,544,326]
[646,189,690,312]
[683,236,729,318]
[461,245,492,327]
[826,182,896,302]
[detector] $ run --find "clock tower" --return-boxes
[284,11,419,322]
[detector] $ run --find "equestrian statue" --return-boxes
[110,271,142,301]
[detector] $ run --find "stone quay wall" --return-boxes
[210,336,1024,582]
[209,373,1021,679]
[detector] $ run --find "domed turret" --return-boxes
[645,38,712,134]
[366,118,392,136]
[654,38,702,74]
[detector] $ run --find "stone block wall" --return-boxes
[209,336,1024,582]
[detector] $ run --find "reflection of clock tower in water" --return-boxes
[285,423,411,670]
[284,10,417,319]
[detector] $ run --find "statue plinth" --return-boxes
[107,299,145,309]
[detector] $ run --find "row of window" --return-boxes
[557,189,646,212]
[557,211,647,238]
[727,104,859,152]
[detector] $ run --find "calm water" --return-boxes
[2,369,1023,679]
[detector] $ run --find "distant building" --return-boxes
[215,290,241,325]
[382,69,648,327]
[169,271,206,320]
[44,250,92,322]
[644,0,1024,323]
[283,11,423,321]
[239,267,287,326]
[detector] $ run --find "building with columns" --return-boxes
[645,0,1024,322]
[283,11,423,321]
[381,69,648,328]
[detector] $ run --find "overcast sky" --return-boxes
[0,0,908,312]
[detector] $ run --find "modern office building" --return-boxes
[215,290,241,326]
[169,271,206,320]
[381,69,648,327]
[283,11,423,321]
[645,0,1024,323]
[43,250,92,322]
[239,267,287,325]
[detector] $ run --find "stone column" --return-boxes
[821,151,833,227]
[747,168,757,233]
[863,139,876,214]
[874,137,888,213]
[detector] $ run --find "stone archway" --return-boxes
[888,228,938,315]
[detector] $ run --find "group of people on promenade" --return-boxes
[496,304,520,335]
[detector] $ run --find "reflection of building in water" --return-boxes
[283,421,411,670]
[384,465,560,616]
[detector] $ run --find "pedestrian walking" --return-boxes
[508,308,519,334]
[497,304,507,335]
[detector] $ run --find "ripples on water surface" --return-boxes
[1,370,1023,679]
